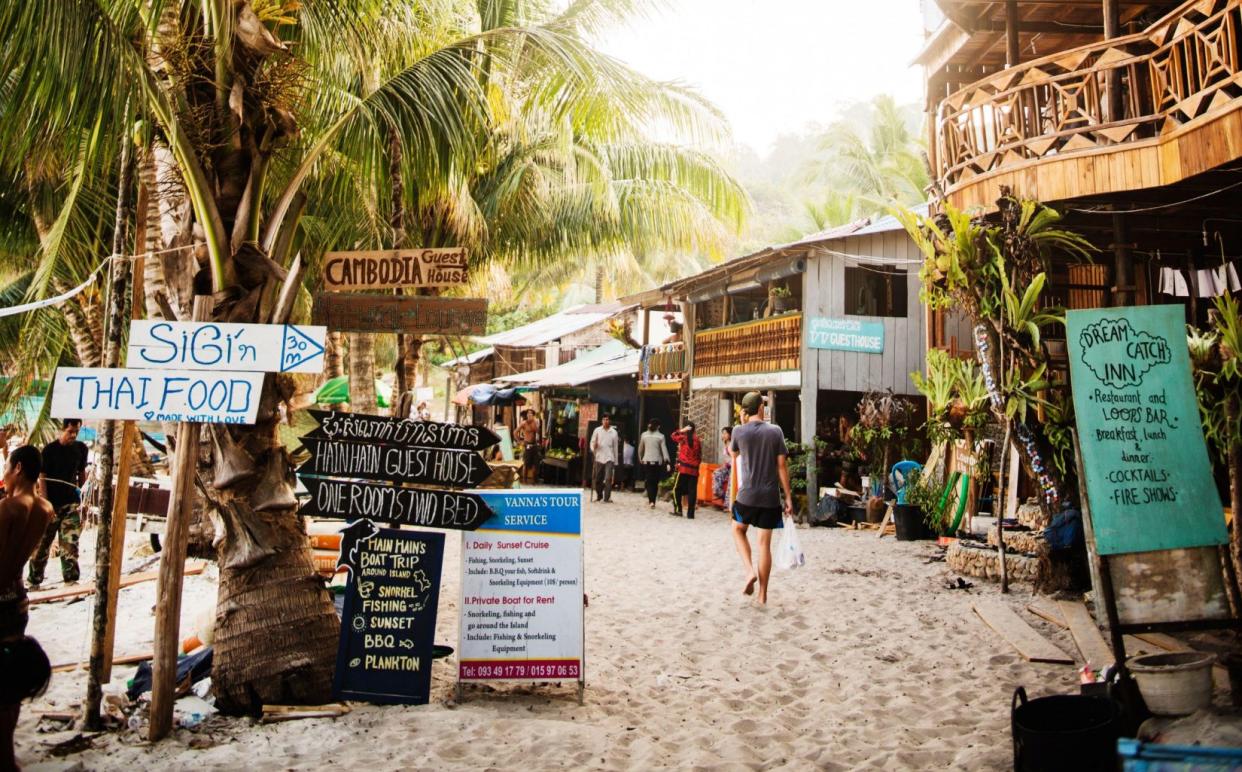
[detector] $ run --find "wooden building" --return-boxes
[919,0,1242,319]
[626,210,972,500]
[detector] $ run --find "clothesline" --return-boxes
[0,244,195,320]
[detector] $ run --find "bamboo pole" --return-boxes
[101,252,144,677]
[148,295,211,741]
[83,133,133,730]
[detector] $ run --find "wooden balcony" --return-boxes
[639,342,687,386]
[693,313,801,377]
[935,0,1242,211]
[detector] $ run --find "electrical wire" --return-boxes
[1067,177,1242,215]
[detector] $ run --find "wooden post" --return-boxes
[148,295,212,741]
[1005,0,1021,68]
[1112,212,1133,307]
[1103,0,1123,122]
[83,135,133,730]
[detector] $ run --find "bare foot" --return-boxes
[757,591,768,605]
[742,575,757,596]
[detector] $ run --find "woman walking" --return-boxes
[671,423,702,519]
[713,426,733,508]
[638,421,671,508]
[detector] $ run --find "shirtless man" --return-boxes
[515,410,543,484]
[0,446,55,770]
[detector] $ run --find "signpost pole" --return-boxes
[148,295,212,741]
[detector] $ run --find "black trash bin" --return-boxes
[1011,686,1120,772]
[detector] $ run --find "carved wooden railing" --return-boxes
[936,0,1242,192]
[693,313,801,377]
[639,342,687,385]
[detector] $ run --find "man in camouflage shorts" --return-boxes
[28,419,89,587]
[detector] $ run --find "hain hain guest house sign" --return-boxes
[1068,305,1227,555]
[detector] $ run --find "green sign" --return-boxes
[807,317,884,353]
[1067,305,1226,555]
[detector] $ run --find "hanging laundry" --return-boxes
[1158,266,1190,297]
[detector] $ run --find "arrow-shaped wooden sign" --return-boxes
[304,410,500,452]
[298,477,495,531]
[298,436,492,488]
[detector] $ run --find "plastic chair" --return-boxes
[889,460,923,504]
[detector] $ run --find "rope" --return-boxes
[0,244,195,320]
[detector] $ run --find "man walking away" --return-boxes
[671,423,702,519]
[29,419,88,588]
[731,392,793,605]
[638,420,671,508]
[590,415,621,503]
[1,445,55,770]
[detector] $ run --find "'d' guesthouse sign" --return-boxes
[1067,305,1227,555]
[806,316,884,354]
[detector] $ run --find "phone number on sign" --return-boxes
[460,662,580,679]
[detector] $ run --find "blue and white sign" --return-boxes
[459,490,584,684]
[50,367,263,424]
[807,316,885,354]
[127,321,327,374]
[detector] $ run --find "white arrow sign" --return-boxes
[127,321,327,374]
[51,368,263,424]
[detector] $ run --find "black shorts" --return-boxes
[732,502,784,529]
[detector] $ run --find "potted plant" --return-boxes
[889,468,926,540]
[769,284,793,313]
[905,469,946,538]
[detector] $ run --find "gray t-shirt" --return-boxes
[731,420,787,508]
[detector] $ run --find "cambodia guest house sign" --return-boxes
[321,248,469,291]
[1067,305,1227,555]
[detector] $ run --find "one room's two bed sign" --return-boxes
[297,411,496,528]
[333,524,445,705]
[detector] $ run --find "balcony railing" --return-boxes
[639,342,687,385]
[936,0,1242,199]
[693,313,801,377]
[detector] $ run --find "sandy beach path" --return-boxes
[20,490,1079,770]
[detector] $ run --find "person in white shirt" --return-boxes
[637,421,671,508]
[589,415,621,503]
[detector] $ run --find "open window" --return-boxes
[844,266,908,318]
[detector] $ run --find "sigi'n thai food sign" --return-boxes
[1068,305,1227,555]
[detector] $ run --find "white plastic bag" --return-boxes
[775,517,805,570]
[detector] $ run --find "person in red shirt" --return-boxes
[670,423,702,519]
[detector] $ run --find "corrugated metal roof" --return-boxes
[495,340,639,388]
[440,347,493,368]
[476,302,634,347]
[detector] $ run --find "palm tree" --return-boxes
[0,0,746,712]
[807,95,930,224]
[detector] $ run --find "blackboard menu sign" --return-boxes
[1068,305,1228,555]
[333,524,445,705]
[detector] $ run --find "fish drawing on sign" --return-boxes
[336,519,381,579]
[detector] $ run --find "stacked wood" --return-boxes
[987,526,1048,556]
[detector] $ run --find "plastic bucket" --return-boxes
[1011,686,1120,772]
[1128,651,1215,716]
[892,504,925,541]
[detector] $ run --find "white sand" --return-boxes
[18,491,1085,770]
